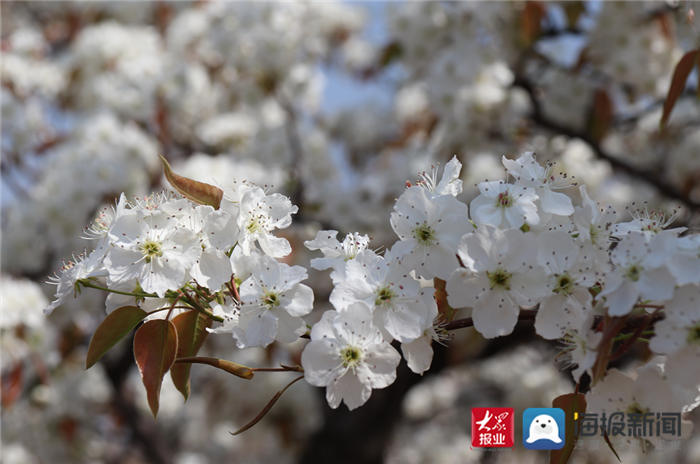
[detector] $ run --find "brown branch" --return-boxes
[512,74,700,212]
[610,308,661,359]
[442,310,665,334]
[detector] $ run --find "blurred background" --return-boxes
[2,1,700,463]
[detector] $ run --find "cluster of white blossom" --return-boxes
[43,150,700,424]
[45,179,317,351]
[298,152,699,418]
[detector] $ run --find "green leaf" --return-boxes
[170,311,213,401]
[660,50,698,130]
[133,319,178,421]
[86,306,148,369]
[160,155,223,209]
[550,392,587,464]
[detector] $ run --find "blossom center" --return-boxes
[687,323,700,346]
[414,224,436,245]
[375,286,396,307]
[341,346,363,369]
[262,290,281,309]
[247,216,266,234]
[626,402,650,415]
[631,207,679,236]
[487,268,512,291]
[497,191,512,207]
[589,224,600,244]
[553,273,575,295]
[542,162,572,189]
[625,264,643,282]
[139,240,163,263]
[342,234,368,261]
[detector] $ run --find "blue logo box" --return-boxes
[523,408,565,450]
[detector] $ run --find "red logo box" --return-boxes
[471,407,515,448]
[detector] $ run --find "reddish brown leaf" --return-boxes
[58,416,79,443]
[134,319,178,421]
[160,155,223,209]
[1,363,24,408]
[550,392,587,464]
[660,50,698,130]
[170,311,212,401]
[588,89,614,143]
[86,306,148,369]
[30,352,51,385]
[520,1,546,47]
[654,11,675,43]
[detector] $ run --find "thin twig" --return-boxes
[512,74,700,212]
[442,310,664,334]
[278,95,305,214]
[610,308,661,359]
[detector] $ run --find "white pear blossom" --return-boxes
[390,186,473,280]
[587,360,695,440]
[611,203,685,241]
[502,152,574,216]
[535,230,596,340]
[558,326,602,382]
[177,205,238,291]
[45,250,106,314]
[81,193,130,260]
[638,357,700,414]
[400,291,442,375]
[416,155,463,197]
[598,232,676,316]
[207,300,241,335]
[104,211,202,298]
[666,235,700,286]
[2,275,48,329]
[665,346,700,389]
[230,247,262,284]
[329,250,433,343]
[572,185,617,273]
[470,180,540,229]
[537,214,575,234]
[132,191,186,215]
[304,230,371,284]
[301,304,401,410]
[234,185,298,258]
[232,255,314,348]
[446,224,547,338]
[649,285,700,388]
